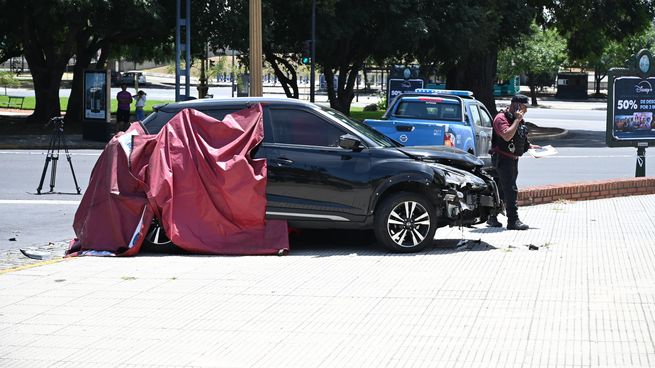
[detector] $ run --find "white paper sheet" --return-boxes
[528,145,558,158]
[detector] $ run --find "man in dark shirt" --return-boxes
[487,94,540,230]
[116,84,133,131]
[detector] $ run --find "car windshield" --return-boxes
[317,106,401,148]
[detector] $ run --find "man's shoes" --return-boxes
[486,216,502,227]
[507,220,529,230]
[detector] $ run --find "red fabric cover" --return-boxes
[69,124,153,256]
[69,104,288,256]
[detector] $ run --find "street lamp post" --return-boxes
[310,0,316,102]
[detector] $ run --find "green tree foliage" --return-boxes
[583,24,655,96]
[414,0,534,114]
[206,0,319,99]
[498,24,567,105]
[536,0,655,63]
[0,0,171,125]
[0,71,20,95]
[315,0,424,114]
[207,0,424,114]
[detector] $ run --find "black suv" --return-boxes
[141,98,501,252]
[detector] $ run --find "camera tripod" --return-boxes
[36,117,81,195]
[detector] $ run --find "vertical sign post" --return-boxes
[606,49,655,177]
[82,69,112,142]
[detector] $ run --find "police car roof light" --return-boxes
[415,88,474,97]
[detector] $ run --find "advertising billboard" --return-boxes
[609,77,655,142]
[387,79,424,107]
[83,70,110,121]
[606,49,654,176]
[606,49,655,148]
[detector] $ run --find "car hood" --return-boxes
[397,146,484,171]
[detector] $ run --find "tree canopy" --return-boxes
[2,0,655,125]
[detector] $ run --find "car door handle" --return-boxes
[271,157,294,166]
[396,125,414,132]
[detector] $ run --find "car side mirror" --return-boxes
[338,134,362,151]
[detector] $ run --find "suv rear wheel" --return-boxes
[374,192,437,252]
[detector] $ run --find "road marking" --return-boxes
[0,200,81,205]
[0,151,100,156]
[0,258,68,275]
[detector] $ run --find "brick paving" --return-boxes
[0,194,654,367]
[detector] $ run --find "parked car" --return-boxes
[110,70,121,86]
[364,89,494,164]
[140,98,501,252]
[120,71,147,86]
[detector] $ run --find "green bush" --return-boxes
[363,103,378,111]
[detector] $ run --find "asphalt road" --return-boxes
[1,107,653,252]
[518,108,653,186]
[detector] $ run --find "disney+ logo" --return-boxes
[635,81,653,94]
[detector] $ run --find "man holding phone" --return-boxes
[487,94,540,230]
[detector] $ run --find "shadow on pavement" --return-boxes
[538,129,607,148]
[80,228,498,258]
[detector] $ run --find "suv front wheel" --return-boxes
[374,192,437,253]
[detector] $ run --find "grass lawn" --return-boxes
[0,95,173,114]
[1,95,386,121]
[349,106,384,121]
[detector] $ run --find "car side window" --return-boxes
[469,105,483,127]
[204,109,233,122]
[477,105,493,128]
[269,109,345,147]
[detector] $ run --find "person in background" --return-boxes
[486,94,540,230]
[116,84,132,131]
[134,90,147,121]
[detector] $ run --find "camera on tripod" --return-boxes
[36,116,81,195]
[45,116,65,131]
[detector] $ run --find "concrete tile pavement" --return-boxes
[1,194,654,367]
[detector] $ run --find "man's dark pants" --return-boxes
[492,153,519,222]
[117,109,130,130]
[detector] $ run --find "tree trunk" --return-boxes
[525,72,538,106]
[593,68,604,96]
[445,50,498,115]
[264,50,298,98]
[325,61,362,115]
[66,50,94,127]
[29,65,66,124]
[20,10,77,125]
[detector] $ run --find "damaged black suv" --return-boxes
[141,98,501,253]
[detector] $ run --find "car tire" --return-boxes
[374,192,437,253]
[144,219,171,246]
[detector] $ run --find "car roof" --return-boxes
[397,92,475,100]
[156,97,318,112]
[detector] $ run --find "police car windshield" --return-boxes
[317,106,401,148]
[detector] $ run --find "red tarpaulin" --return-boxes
[68,104,288,256]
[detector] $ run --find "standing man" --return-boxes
[486,94,540,230]
[116,83,132,131]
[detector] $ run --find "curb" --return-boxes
[518,177,655,206]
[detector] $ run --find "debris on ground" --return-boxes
[19,249,50,260]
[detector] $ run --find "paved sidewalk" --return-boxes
[1,194,654,367]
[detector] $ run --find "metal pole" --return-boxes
[249,0,263,97]
[185,0,191,99]
[310,0,316,103]
[636,145,647,177]
[231,50,235,98]
[175,0,180,102]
